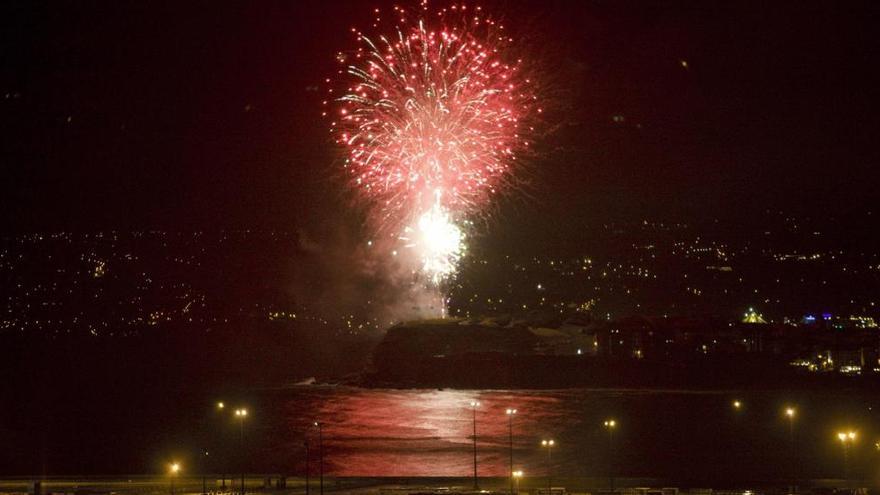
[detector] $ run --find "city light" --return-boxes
[733,400,742,410]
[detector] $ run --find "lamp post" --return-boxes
[169,462,181,495]
[470,401,480,490]
[314,422,324,495]
[785,407,796,493]
[506,408,517,495]
[304,440,310,495]
[202,449,209,495]
[235,409,248,495]
[731,400,743,476]
[217,402,227,490]
[512,471,523,495]
[837,431,856,484]
[604,420,617,492]
[541,439,555,495]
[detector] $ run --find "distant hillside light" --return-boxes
[743,308,767,324]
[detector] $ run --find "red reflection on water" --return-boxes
[286,388,562,476]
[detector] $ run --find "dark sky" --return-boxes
[2,0,878,235]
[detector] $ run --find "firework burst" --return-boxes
[327,2,538,283]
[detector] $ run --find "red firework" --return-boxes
[326,2,538,232]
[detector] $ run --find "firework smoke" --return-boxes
[327,2,538,298]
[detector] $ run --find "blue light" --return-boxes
[822,313,832,321]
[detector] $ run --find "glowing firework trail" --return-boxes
[327,3,538,283]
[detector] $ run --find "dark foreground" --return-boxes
[0,476,876,495]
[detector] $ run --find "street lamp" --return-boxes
[512,470,523,495]
[541,439,555,495]
[470,401,480,490]
[314,422,324,495]
[837,430,857,483]
[235,408,248,495]
[202,449,209,495]
[304,439,310,495]
[604,419,617,492]
[215,402,228,490]
[730,400,744,475]
[169,462,181,495]
[784,406,797,493]
[506,408,517,495]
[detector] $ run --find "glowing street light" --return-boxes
[837,431,857,441]
[169,462,181,495]
[470,401,480,490]
[732,400,742,410]
[512,470,523,495]
[506,408,517,495]
[541,439,555,495]
[214,401,228,490]
[201,449,209,495]
[604,419,617,492]
[784,406,797,494]
[235,409,248,495]
[837,430,857,483]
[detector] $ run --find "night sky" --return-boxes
[2,0,878,237]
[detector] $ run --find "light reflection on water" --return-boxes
[262,387,877,480]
